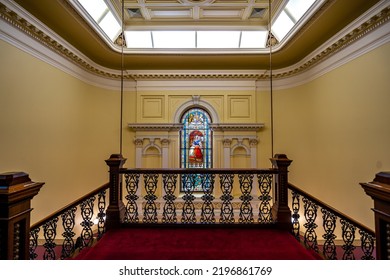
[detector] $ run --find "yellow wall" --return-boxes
[257,83,273,167]
[0,40,125,223]
[273,43,390,229]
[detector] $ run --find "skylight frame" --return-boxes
[71,0,122,46]
[271,0,319,43]
[70,0,324,54]
[123,30,269,50]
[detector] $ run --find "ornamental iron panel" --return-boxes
[124,173,140,223]
[258,174,274,223]
[162,174,178,223]
[219,174,235,224]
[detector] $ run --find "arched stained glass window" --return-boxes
[180,108,212,191]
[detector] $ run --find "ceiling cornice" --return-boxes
[0,0,389,87]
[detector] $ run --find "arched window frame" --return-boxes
[180,107,213,191]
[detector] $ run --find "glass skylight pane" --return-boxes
[99,12,121,41]
[124,31,153,48]
[152,31,195,48]
[285,0,316,22]
[240,31,267,48]
[197,31,240,48]
[78,0,108,22]
[272,11,294,41]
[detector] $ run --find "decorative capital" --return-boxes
[161,138,170,147]
[249,138,258,147]
[222,138,232,148]
[134,138,144,147]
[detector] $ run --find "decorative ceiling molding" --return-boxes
[272,4,390,80]
[0,0,389,86]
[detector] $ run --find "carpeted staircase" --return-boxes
[73,226,322,260]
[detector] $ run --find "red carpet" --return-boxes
[74,226,321,260]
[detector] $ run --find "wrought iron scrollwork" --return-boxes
[238,173,254,224]
[143,174,159,223]
[321,208,337,259]
[43,217,59,260]
[302,197,319,252]
[96,190,106,239]
[80,196,95,250]
[181,174,196,223]
[60,207,76,259]
[124,173,140,223]
[291,190,300,240]
[359,229,375,260]
[258,174,273,223]
[29,227,40,260]
[162,174,178,223]
[341,219,356,260]
[219,174,235,223]
[200,174,216,224]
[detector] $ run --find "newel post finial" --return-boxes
[270,154,293,230]
[360,171,390,260]
[105,154,127,231]
[0,172,44,259]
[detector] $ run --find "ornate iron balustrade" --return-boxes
[119,168,279,225]
[104,154,293,230]
[29,183,109,260]
[288,183,376,260]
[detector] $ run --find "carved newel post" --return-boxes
[360,172,390,260]
[270,154,292,230]
[105,154,127,231]
[0,172,44,260]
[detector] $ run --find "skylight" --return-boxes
[77,0,121,42]
[153,31,195,48]
[272,0,316,42]
[124,30,268,49]
[197,31,240,48]
[73,0,319,52]
[240,31,268,48]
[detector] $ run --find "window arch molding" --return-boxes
[173,97,220,124]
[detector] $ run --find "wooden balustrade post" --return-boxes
[0,172,44,260]
[105,154,127,231]
[270,154,292,230]
[360,172,390,260]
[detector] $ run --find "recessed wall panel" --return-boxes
[141,96,164,119]
[228,96,251,118]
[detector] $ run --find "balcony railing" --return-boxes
[105,153,293,230]
[288,183,376,260]
[119,168,279,225]
[29,184,109,260]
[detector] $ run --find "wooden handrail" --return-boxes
[288,182,375,236]
[120,167,279,174]
[30,182,110,231]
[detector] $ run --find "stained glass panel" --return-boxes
[180,108,212,192]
